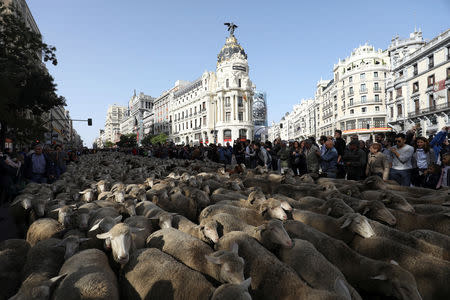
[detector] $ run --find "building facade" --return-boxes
[120,91,154,145]
[253,91,268,141]
[386,29,450,135]
[104,104,127,143]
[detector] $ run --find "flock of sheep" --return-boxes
[1,152,450,300]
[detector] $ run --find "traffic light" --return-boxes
[87,118,92,126]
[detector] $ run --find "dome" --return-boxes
[217,36,247,64]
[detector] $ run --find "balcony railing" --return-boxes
[347,99,382,108]
[348,91,354,96]
[373,87,382,92]
[359,88,368,94]
[408,102,450,118]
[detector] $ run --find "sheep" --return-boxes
[292,210,375,243]
[96,179,110,193]
[10,238,66,300]
[367,219,449,261]
[78,188,96,202]
[52,249,119,300]
[388,209,450,235]
[123,216,153,249]
[0,239,30,300]
[199,203,287,227]
[120,248,215,300]
[360,190,415,213]
[350,235,450,300]
[88,207,121,229]
[215,198,288,221]
[56,235,91,260]
[412,204,450,215]
[201,213,292,249]
[211,278,252,300]
[409,229,450,251]
[87,215,122,250]
[215,231,347,300]
[26,218,65,247]
[155,190,199,221]
[171,214,219,243]
[279,238,362,300]
[284,220,422,300]
[146,228,245,284]
[96,222,141,265]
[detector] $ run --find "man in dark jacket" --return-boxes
[343,140,366,181]
[334,130,346,178]
[24,145,51,183]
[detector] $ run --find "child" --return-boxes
[422,163,441,189]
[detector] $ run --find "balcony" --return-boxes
[347,99,382,108]
[359,88,368,94]
[348,91,354,97]
[373,87,382,93]
[408,102,450,118]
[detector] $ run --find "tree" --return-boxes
[0,3,65,149]
[104,141,114,148]
[116,134,137,148]
[151,133,167,145]
[141,133,153,147]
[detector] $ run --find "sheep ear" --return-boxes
[241,277,252,290]
[340,217,352,229]
[205,254,222,265]
[326,207,332,215]
[49,274,67,286]
[96,232,111,239]
[51,208,61,213]
[362,207,371,215]
[371,274,388,280]
[390,260,399,266]
[131,227,144,233]
[231,243,239,254]
[114,215,123,223]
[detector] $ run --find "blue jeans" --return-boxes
[389,169,411,186]
[31,173,47,184]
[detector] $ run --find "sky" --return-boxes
[27,0,450,146]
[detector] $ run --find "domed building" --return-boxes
[169,24,255,145]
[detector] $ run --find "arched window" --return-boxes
[224,129,232,142]
[239,129,247,141]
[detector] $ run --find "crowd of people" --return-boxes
[2,126,450,203]
[126,126,450,190]
[0,144,81,204]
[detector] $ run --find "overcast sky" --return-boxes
[27,0,450,145]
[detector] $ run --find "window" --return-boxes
[199,118,201,126]
[225,97,231,107]
[447,67,450,79]
[375,106,380,112]
[349,76,353,83]
[194,119,197,128]
[396,87,402,98]
[226,79,229,88]
[429,94,435,108]
[375,94,380,102]
[413,82,419,93]
[399,70,403,77]
[428,55,434,68]
[362,107,366,113]
[360,73,365,80]
[238,96,243,107]
[190,121,192,128]
[350,109,354,114]
[224,129,232,141]
[238,112,243,121]
[374,82,379,91]
[361,95,367,103]
[389,91,393,100]
[447,46,450,60]
[374,72,378,78]
[390,107,393,118]
[349,98,354,105]
[202,102,206,110]
[360,83,366,92]
[427,74,435,87]
[238,79,241,87]
[349,87,354,94]
[413,63,418,76]
[203,116,206,125]
[415,100,420,113]
[239,129,247,140]
[397,104,403,116]
[225,112,231,121]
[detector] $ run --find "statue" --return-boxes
[224,22,238,36]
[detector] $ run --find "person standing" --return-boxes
[277,141,291,174]
[365,143,390,180]
[411,137,435,187]
[343,140,366,181]
[304,139,320,175]
[291,141,306,176]
[389,133,414,186]
[321,140,338,178]
[430,127,449,163]
[24,145,50,183]
[436,153,450,189]
[334,130,346,178]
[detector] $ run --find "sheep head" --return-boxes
[340,213,375,238]
[205,243,245,284]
